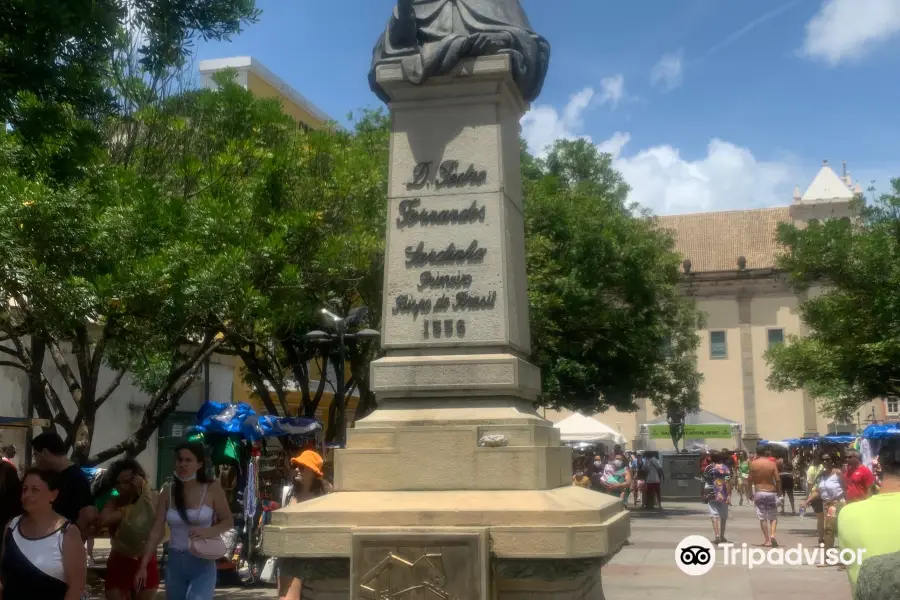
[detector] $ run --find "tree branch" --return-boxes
[0,361,26,372]
[95,368,127,410]
[73,326,92,393]
[42,377,73,431]
[4,334,29,368]
[46,339,84,403]
[86,338,225,465]
[234,339,288,416]
[0,346,21,358]
[89,325,109,384]
[27,336,54,434]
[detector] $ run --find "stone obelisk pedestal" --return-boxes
[264,55,629,600]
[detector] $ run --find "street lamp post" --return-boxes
[305,307,380,448]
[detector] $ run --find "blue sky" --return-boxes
[197,0,900,215]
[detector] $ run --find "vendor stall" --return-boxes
[860,423,900,471]
[554,413,627,447]
[185,401,322,584]
[641,409,742,451]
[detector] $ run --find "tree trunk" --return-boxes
[71,403,96,465]
[236,344,287,416]
[25,335,49,464]
[86,337,223,465]
[350,350,376,424]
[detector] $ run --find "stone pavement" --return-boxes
[87,501,853,599]
[603,501,853,600]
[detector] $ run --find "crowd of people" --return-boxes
[0,432,331,600]
[573,440,900,598]
[3,429,898,599]
[691,442,900,599]
[573,446,665,510]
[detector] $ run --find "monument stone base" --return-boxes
[279,557,609,600]
[266,486,629,599]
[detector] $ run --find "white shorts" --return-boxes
[708,500,728,519]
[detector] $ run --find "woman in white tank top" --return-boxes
[0,468,86,600]
[801,453,845,550]
[136,443,233,600]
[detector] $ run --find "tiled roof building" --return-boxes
[657,207,791,273]
[545,160,890,450]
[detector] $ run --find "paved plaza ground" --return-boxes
[89,501,853,599]
[604,501,852,600]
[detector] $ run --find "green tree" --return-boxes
[0,116,225,462]
[766,181,900,421]
[1,1,260,179]
[0,0,262,463]
[524,139,702,416]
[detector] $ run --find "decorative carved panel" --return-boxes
[350,530,489,600]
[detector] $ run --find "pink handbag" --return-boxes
[173,484,228,560]
[189,534,227,560]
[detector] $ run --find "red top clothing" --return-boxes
[844,465,875,501]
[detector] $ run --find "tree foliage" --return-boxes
[0,0,260,463]
[523,139,703,416]
[767,182,900,421]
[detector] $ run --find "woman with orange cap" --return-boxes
[277,450,332,600]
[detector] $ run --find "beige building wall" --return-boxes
[696,298,744,425]
[198,56,331,131]
[245,71,326,129]
[750,294,806,442]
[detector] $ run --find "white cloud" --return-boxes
[607,136,798,214]
[802,0,900,65]
[520,77,628,156]
[522,90,800,215]
[598,75,625,108]
[597,132,631,157]
[650,51,684,91]
[520,88,594,156]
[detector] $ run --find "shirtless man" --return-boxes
[750,447,782,547]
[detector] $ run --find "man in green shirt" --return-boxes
[736,452,750,505]
[838,441,900,597]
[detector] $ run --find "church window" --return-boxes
[888,398,899,415]
[767,328,785,349]
[709,331,727,359]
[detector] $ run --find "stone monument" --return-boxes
[264,2,630,598]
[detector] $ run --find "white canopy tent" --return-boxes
[554,413,627,446]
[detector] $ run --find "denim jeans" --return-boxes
[166,550,217,600]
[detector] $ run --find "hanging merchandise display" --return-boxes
[185,400,322,582]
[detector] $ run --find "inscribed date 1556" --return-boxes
[423,319,466,340]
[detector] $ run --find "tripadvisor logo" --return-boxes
[675,536,716,576]
[720,543,866,569]
[675,535,866,575]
